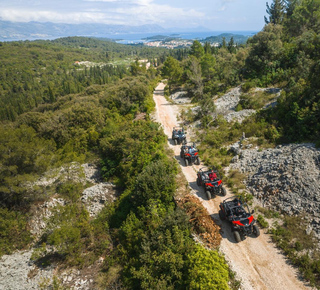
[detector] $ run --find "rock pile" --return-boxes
[229,143,320,238]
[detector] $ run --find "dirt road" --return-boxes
[153,83,310,290]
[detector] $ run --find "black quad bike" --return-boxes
[196,167,226,200]
[219,197,260,243]
[172,127,187,145]
[180,143,200,166]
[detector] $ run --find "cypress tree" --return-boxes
[265,0,286,24]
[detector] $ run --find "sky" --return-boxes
[0,0,267,31]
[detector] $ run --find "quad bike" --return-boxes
[172,127,187,145]
[180,143,200,166]
[219,197,260,243]
[196,167,226,200]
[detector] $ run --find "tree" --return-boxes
[203,42,212,54]
[221,37,227,49]
[185,56,203,99]
[245,24,283,79]
[265,0,286,24]
[200,54,216,80]
[161,56,183,91]
[286,0,320,35]
[228,37,236,53]
[190,40,205,59]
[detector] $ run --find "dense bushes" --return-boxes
[186,245,229,289]
[0,208,33,256]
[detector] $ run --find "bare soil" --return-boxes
[153,83,311,290]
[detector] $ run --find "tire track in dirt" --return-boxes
[153,82,310,290]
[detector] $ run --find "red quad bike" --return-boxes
[219,197,260,243]
[180,142,200,166]
[196,167,226,200]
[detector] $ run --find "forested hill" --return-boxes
[0,37,168,121]
[202,33,251,44]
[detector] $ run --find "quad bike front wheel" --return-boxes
[253,225,260,237]
[219,210,225,220]
[234,231,241,243]
[206,190,211,200]
[174,139,177,145]
[196,176,200,186]
[195,157,200,165]
[221,186,227,196]
[185,159,189,166]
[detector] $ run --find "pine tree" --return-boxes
[221,37,227,49]
[227,37,236,53]
[264,0,286,24]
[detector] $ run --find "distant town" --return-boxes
[144,39,220,49]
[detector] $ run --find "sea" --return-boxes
[99,31,258,44]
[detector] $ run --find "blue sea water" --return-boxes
[100,31,257,44]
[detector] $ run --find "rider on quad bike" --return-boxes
[172,127,187,145]
[219,197,260,243]
[180,143,200,166]
[196,167,226,200]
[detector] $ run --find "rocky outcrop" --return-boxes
[229,143,320,238]
[170,91,190,104]
[0,162,116,289]
[0,250,54,290]
[81,182,116,217]
[214,86,281,124]
[215,87,242,113]
[214,86,256,124]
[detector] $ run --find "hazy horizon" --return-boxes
[0,0,267,31]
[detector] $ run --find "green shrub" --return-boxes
[186,245,229,290]
[56,181,84,202]
[132,159,177,209]
[0,208,33,257]
[257,214,269,228]
[241,80,256,92]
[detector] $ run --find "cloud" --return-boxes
[0,0,265,30]
[0,0,205,27]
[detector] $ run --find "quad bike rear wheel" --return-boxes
[253,225,260,237]
[234,231,241,243]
